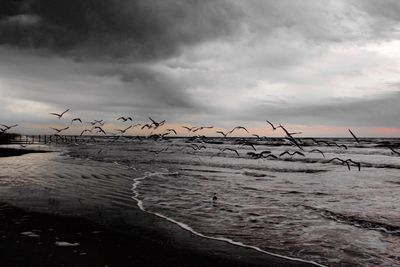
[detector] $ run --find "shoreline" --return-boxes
[0,201,317,267]
[132,172,325,267]
[0,147,50,157]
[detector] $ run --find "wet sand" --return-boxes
[0,202,316,267]
[0,146,319,266]
[0,147,49,157]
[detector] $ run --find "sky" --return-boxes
[1,0,400,137]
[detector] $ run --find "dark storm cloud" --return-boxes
[2,0,400,135]
[0,0,242,60]
[353,0,400,22]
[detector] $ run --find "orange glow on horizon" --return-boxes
[14,122,400,138]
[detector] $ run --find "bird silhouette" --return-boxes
[115,125,132,134]
[117,116,133,122]
[348,129,360,143]
[49,109,70,119]
[346,159,361,171]
[187,144,207,151]
[266,120,280,131]
[166,129,177,135]
[388,147,400,156]
[228,126,249,135]
[247,150,271,159]
[328,157,350,171]
[71,118,82,124]
[193,126,214,132]
[239,142,256,151]
[182,126,197,132]
[80,129,92,136]
[89,120,104,126]
[221,148,240,157]
[309,149,325,158]
[1,124,18,130]
[216,131,229,137]
[50,126,69,133]
[148,117,165,129]
[279,151,305,157]
[264,154,278,160]
[284,136,304,151]
[132,123,142,128]
[93,126,106,135]
[141,124,152,130]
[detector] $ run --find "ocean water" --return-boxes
[1,137,400,266]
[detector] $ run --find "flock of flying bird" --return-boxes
[1,108,400,172]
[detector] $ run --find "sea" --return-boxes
[0,136,399,267]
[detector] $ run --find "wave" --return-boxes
[131,171,327,267]
[303,205,400,235]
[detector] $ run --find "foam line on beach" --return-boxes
[131,172,327,267]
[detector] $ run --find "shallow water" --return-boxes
[1,137,400,266]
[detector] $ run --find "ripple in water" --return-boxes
[1,138,400,266]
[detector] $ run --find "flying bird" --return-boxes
[239,142,256,151]
[228,126,249,135]
[148,117,165,129]
[216,131,229,137]
[49,109,70,119]
[266,120,280,131]
[89,120,105,126]
[328,157,351,171]
[115,125,132,134]
[117,116,133,122]
[284,136,304,151]
[141,124,152,130]
[193,126,214,132]
[50,126,69,133]
[348,129,360,143]
[247,150,271,159]
[221,148,240,157]
[166,129,177,135]
[132,123,142,128]
[187,144,207,151]
[347,159,361,171]
[1,124,18,130]
[181,126,197,132]
[71,118,82,124]
[279,151,305,157]
[264,154,279,160]
[80,129,92,136]
[309,149,325,158]
[93,126,107,135]
[247,152,263,159]
[388,147,400,156]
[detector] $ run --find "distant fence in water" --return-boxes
[8,135,93,145]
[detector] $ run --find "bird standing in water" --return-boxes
[212,193,218,201]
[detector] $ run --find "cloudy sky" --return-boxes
[1,0,400,136]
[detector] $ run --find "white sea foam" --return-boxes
[131,171,327,267]
[55,241,80,247]
[20,231,40,238]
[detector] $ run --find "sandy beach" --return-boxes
[0,201,315,267]
[0,148,318,267]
